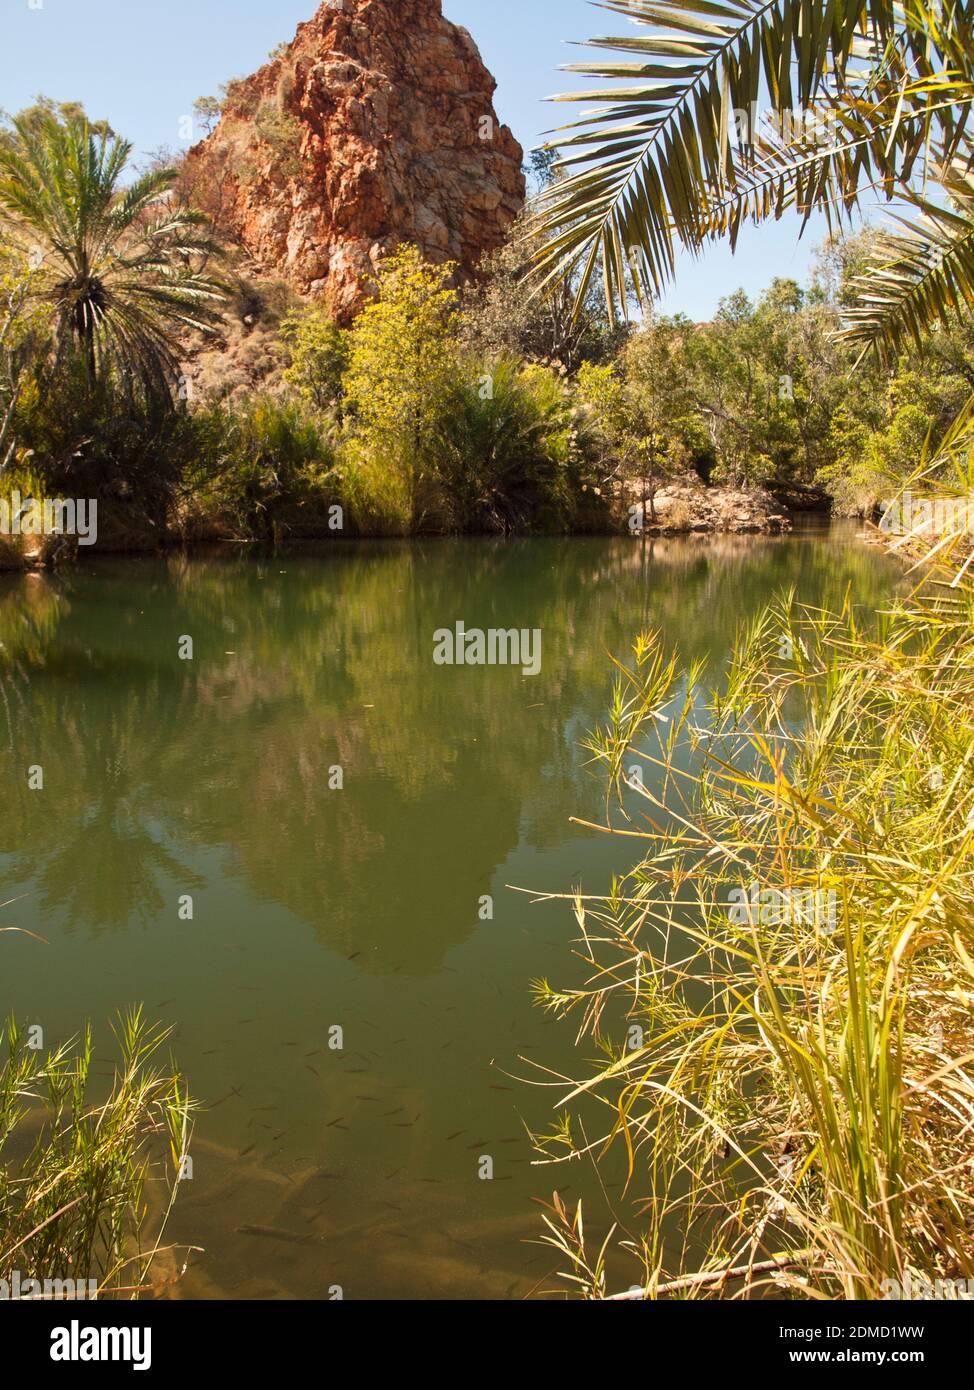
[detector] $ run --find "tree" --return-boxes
[577,314,697,522]
[0,110,225,401]
[343,247,460,526]
[531,0,974,363]
[281,306,351,413]
[192,96,223,138]
[462,212,626,373]
[0,95,114,147]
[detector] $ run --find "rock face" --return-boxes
[185,0,525,320]
[625,476,793,535]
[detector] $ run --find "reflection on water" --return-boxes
[0,527,903,1298]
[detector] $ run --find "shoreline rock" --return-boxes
[627,477,793,536]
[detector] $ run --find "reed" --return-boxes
[0,1006,193,1299]
[531,434,974,1299]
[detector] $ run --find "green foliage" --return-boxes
[432,356,600,534]
[0,96,113,146]
[188,395,341,543]
[13,362,202,533]
[253,100,303,180]
[0,108,225,401]
[281,308,351,412]
[567,265,974,507]
[461,210,625,372]
[531,0,974,337]
[0,256,42,472]
[343,247,461,528]
[0,1008,191,1296]
[192,96,222,138]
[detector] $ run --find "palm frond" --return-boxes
[0,110,225,400]
[839,155,974,358]
[529,0,973,317]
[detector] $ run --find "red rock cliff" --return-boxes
[185,0,525,319]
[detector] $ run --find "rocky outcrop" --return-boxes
[184,0,525,321]
[627,475,793,535]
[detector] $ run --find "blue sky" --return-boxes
[0,0,865,317]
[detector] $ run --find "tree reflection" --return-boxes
[0,532,903,965]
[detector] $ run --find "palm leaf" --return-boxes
[0,110,225,399]
[839,153,974,358]
[529,0,972,317]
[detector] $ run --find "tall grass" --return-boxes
[530,437,974,1299]
[0,1007,192,1298]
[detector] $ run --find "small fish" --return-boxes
[326,1116,346,1128]
[444,1131,464,1142]
[236,1225,317,1248]
[209,1087,243,1111]
[238,1142,257,1158]
[306,1065,320,1078]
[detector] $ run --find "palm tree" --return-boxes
[530,0,974,359]
[0,111,225,399]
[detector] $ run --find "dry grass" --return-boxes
[529,426,974,1300]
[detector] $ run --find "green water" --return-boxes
[0,526,903,1299]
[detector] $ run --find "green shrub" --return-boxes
[430,357,572,532]
[281,308,351,412]
[13,363,202,539]
[186,395,342,542]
